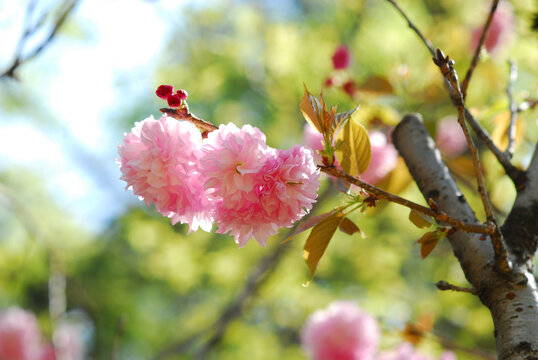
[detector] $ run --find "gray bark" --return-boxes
[392,114,538,360]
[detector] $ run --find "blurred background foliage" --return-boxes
[0,0,537,359]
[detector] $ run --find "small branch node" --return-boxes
[436,280,477,295]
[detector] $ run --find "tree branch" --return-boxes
[436,280,477,295]
[505,60,518,157]
[320,166,494,235]
[385,0,435,56]
[160,107,218,132]
[393,114,538,359]
[0,0,79,80]
[460,0,500,99]
[501,144,538,265]
[433,50,509,273]
[384,0,526,188]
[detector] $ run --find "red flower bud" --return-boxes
[176,89,188,101]
[156,85,174,99]
[324,77,334,87]
[167,93,182,107]
[332,45,351,70]
[342,80,356,96]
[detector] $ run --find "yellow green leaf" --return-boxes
[303,212,344,285]
[300,84,323,133]
[282,209,341,244]
[334,117,371,176]
[417,231,440,259]
[409,210,433,229]
[339,217,360,235]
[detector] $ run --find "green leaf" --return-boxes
[338,217,360,235]
[303,212,344,285]
[409,210,433,229]
[417,231,441,259]
[334,116,371,176]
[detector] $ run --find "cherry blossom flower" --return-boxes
[0,307,43,360]
[118,115,213,232]
[360,131,398,185]
[201,123,272,200]
[260,145,320,227]
[435,116,467,157]
[301,301,380,360]
[332,45,351,70]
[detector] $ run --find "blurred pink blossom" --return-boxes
[360,131,398,185]
[435,116,467,157]
[0,307,43,360]
[470,1,515,53]
[332,45,351,70]
[39,344,56,360]
[117,115,213,232]
[376,343,456,360]
[303,123,324,164]
[53,323,84,360]
[301,301,380,360]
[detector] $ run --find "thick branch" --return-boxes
[393,114,538,360]
[502,144,538,264]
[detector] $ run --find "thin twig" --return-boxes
[111,316,127,360]
[436,280,477,295]
[517,98,538,113]
[463,108,525,185]
[433,49,509,273]
[153,186,335,360]
[320,166,495,235]
[160,107,219,132]
[1,0,79,79]
[460,0,500,99]
[385,0,435,56]
[385,0,526,187]
[505,60,518,157]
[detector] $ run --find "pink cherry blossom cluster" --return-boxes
[301,301,456,360]
[0,307,86,360]
[118,115,320,247]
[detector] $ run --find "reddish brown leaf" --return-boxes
[417,231,441,259]
[339,217,360,235]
